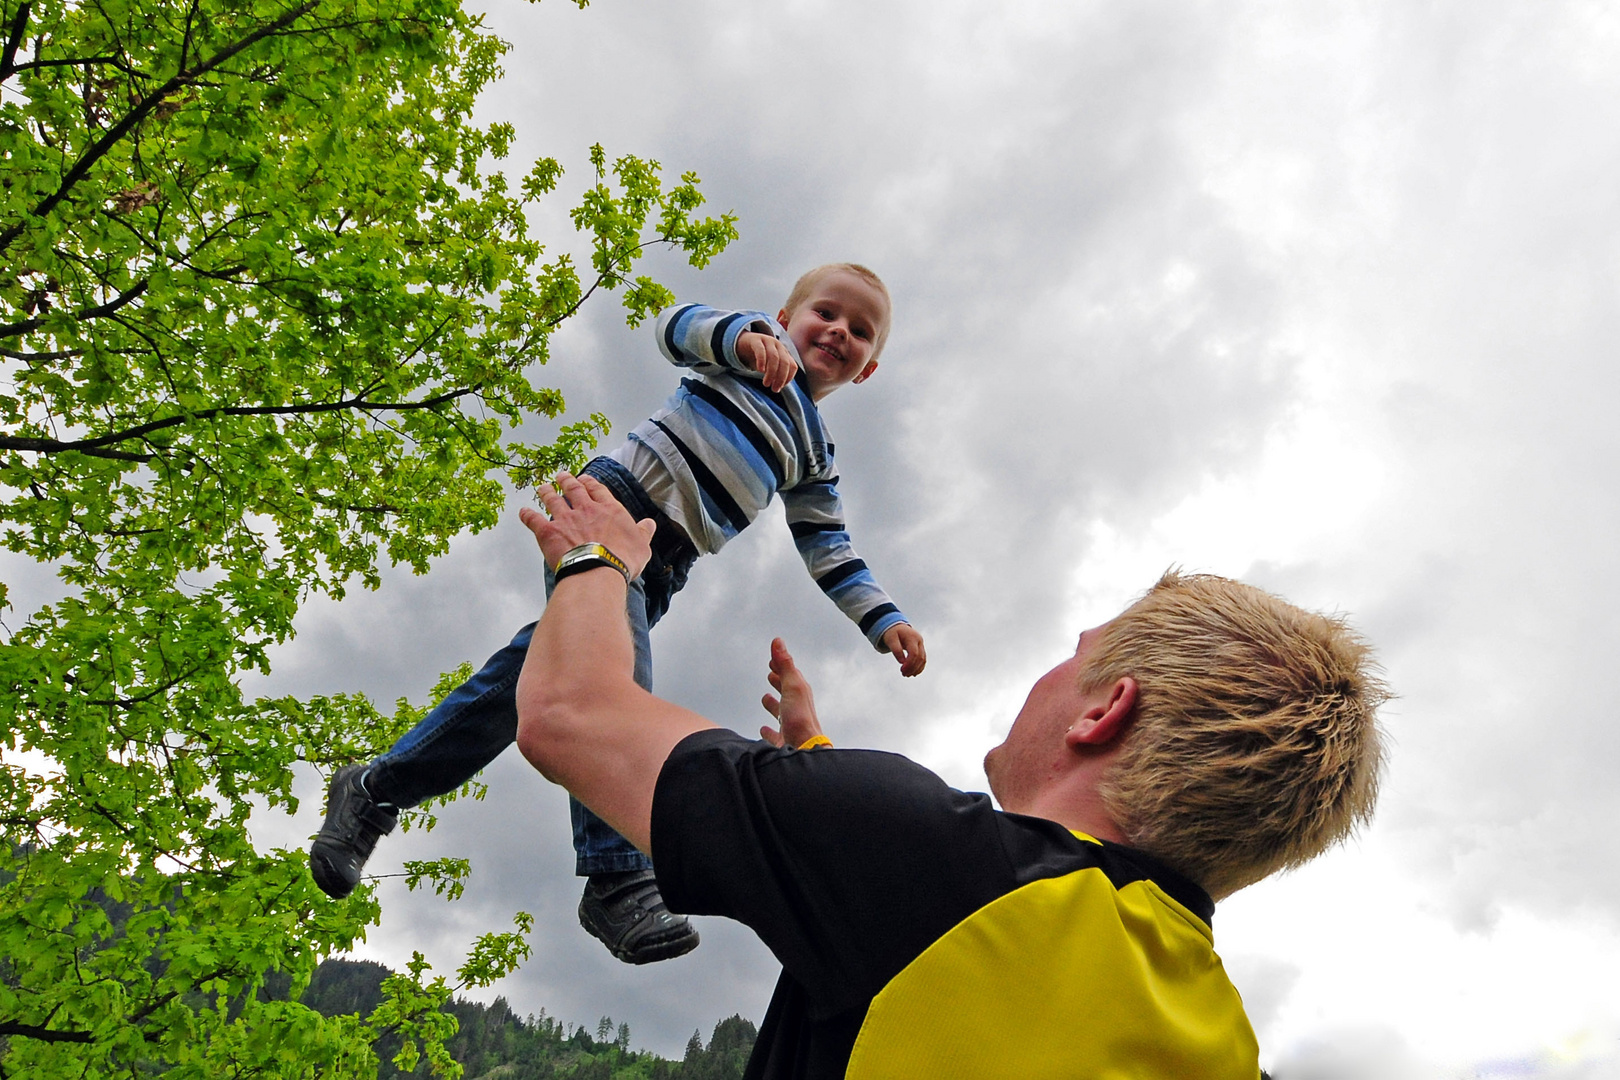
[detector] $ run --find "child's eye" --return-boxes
[814,308,833,320]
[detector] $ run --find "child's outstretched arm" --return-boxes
[881,624,927,677]
[782,477,925,677]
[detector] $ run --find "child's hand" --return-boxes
[759,638,827,749]
[882,623,927,677]
[737,330,799,392]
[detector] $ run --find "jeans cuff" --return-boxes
[576,852,655,876]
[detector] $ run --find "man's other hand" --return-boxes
[759,639,826,749]
[883,623,927,677]
[519,472,656,578]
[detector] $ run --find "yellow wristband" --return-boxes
[797,735,833,751]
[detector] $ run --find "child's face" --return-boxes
[776,270,889,401]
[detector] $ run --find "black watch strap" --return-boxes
[552,542,631,584]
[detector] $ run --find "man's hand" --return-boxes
[737,330,799,392]
[882,623,927,677]
[518,472,656,578]
[759,638,826,749]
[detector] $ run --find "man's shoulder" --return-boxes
[661,729,952,799]
[662,732,1214,914]
[659,731,989,830]
[657,729,1083,873]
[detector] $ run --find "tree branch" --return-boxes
[179,0,200,74]
[0,345,83,361]
[0,278,149,339]
[86,665,203,709]
[0,2,29,81]
[0,0,320,256]
[0,437,152,461]
[0,384,479,457]
[0,1020,93,1043]
[7,55,121,74]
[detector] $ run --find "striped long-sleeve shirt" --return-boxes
[612,303,908,651]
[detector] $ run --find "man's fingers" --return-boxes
[577,473,617,503]
[537,482,568,516]
[761,693,781,718]
[553,470,589,506]
[759,725,785,747]
[518,505,548,539]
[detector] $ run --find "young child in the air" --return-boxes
[309,263,925,964]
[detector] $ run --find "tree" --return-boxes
[0,0,736,1074]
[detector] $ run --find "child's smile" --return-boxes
[776,269,890,400]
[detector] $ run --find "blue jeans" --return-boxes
[365,457,697,875]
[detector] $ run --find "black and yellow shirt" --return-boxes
[653,729,1261,1080]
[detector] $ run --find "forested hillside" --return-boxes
[296,959,756,1080]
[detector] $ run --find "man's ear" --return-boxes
[1065,677,1139,750]
[852,359,879,385]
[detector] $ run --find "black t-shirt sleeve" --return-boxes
[651,728,1016,1016]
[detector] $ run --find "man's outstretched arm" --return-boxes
[513,472,716,854]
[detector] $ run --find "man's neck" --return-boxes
[1017,768,1128,845]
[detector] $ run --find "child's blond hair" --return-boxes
[784,263,892,358]
[1085,571,1390,899]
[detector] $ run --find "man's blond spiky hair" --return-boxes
[782,263,892,358]
[1085,571,1390,899]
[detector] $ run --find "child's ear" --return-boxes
[777,308,790,329]
[853,360,879,385]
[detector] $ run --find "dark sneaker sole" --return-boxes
[310,843,361,899]
[579,902,700,965]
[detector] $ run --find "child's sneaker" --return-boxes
[310,764,398,898]
[579,870,700,964]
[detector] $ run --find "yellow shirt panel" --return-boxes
[844,867,1259,1080]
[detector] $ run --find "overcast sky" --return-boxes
[245,1,1620,1076]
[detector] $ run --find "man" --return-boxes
[514,472,1388,1079]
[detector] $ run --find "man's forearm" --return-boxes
[515,567,640,782]
[515,485,717,851]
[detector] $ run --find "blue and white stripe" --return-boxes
[621,304,907,651]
